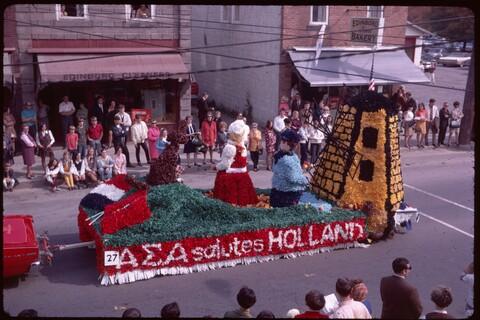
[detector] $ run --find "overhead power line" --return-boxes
[4,37,470,93]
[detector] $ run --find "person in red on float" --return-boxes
[213,119,258,206]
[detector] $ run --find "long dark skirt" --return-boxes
[22,146,35,166]
[184,140,197,154]
[270,188,303,207]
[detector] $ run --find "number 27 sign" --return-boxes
[104,250,120,266]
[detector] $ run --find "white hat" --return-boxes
[228,119,245,136]
[286,308,300,318]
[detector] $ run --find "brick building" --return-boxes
[3,4,192,141]
[191,5,428,126]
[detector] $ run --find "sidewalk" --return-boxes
[5,133,474,193]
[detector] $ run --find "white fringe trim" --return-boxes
[99,241,369,286]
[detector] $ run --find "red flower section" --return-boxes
[78,208,94,242]
[101,190,151,235]
[213,171,258,206]
[104,174,132,192]
[97,217,366,276]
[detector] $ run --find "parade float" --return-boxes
[72,91,417,285]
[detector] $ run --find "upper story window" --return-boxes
[367,6,384,19]
[127,4,155,20]
[232,6,240,22]
[221,6,240,23]
[56,4,88,19]
[310,6,328,25]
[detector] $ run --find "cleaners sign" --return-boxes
[351,18,379,44]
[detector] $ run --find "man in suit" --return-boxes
[290,93,303,113]
[197,92,209,125]
[91,95,106,127]
[380,257,423,319]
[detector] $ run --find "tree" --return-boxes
[459,51,474,145]
[408,6,474,45]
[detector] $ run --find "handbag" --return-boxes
[450,119,461,128]
[191,136,203,147]
[258,147,263,155]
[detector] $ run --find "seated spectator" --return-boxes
[84,146,99,186]
[73,153,87,189]
[59,151,77,191]
[257,310,275,318]
[332,278,371,319]
[425,286,454,319]
[286,309,301,318]
[351,279,372,316]
[97,148,114,182]
[224,286,257,318]
[3,162,18,192]
[113,146,127,176]
[161,302,180,318]
[122,308,142,318]
[295,290,328,319]
[45,158,61,192]
[18,309,38,317]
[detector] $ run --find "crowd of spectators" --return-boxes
[5,257,471,318]
[392,86,465,150]
[2,87,467,193]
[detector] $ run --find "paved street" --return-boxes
[3,141,474,317]
[406,65,469,107]
[3,65,474,318]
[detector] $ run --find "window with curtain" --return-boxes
[311,6,328,24]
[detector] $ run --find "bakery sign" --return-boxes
[351,18,380,44]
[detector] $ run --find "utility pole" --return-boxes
[459,49,474,145]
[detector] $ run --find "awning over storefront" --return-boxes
[3,52,14,85]
[288,49,430,87]
[37,53,189,83]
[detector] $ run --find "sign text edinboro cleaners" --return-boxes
[103,219,366,274]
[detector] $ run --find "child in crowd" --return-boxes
[217,121,228,156]
[263,120,276,171]
[84,146,99,186]
[66,125,79,159]
[156,128,170,156]
[3,162,18,192]
[97,148,114,181]
[298,121,310,168]
[248,122,262,172]
[113,146,127,175]
[77,118,88,159]
[45,158,61,192]
[73,153,87,188]
[308,119,324,165]
[60,151,76,190]
[36,123,55,171]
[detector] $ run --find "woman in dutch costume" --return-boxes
[270,129,308,207]
[213,120,258,206]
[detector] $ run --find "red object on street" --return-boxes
[3,215,40,278]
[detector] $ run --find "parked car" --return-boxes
[438,52,471,67]
[424,47,445,60]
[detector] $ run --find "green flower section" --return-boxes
[96,184,365,248]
